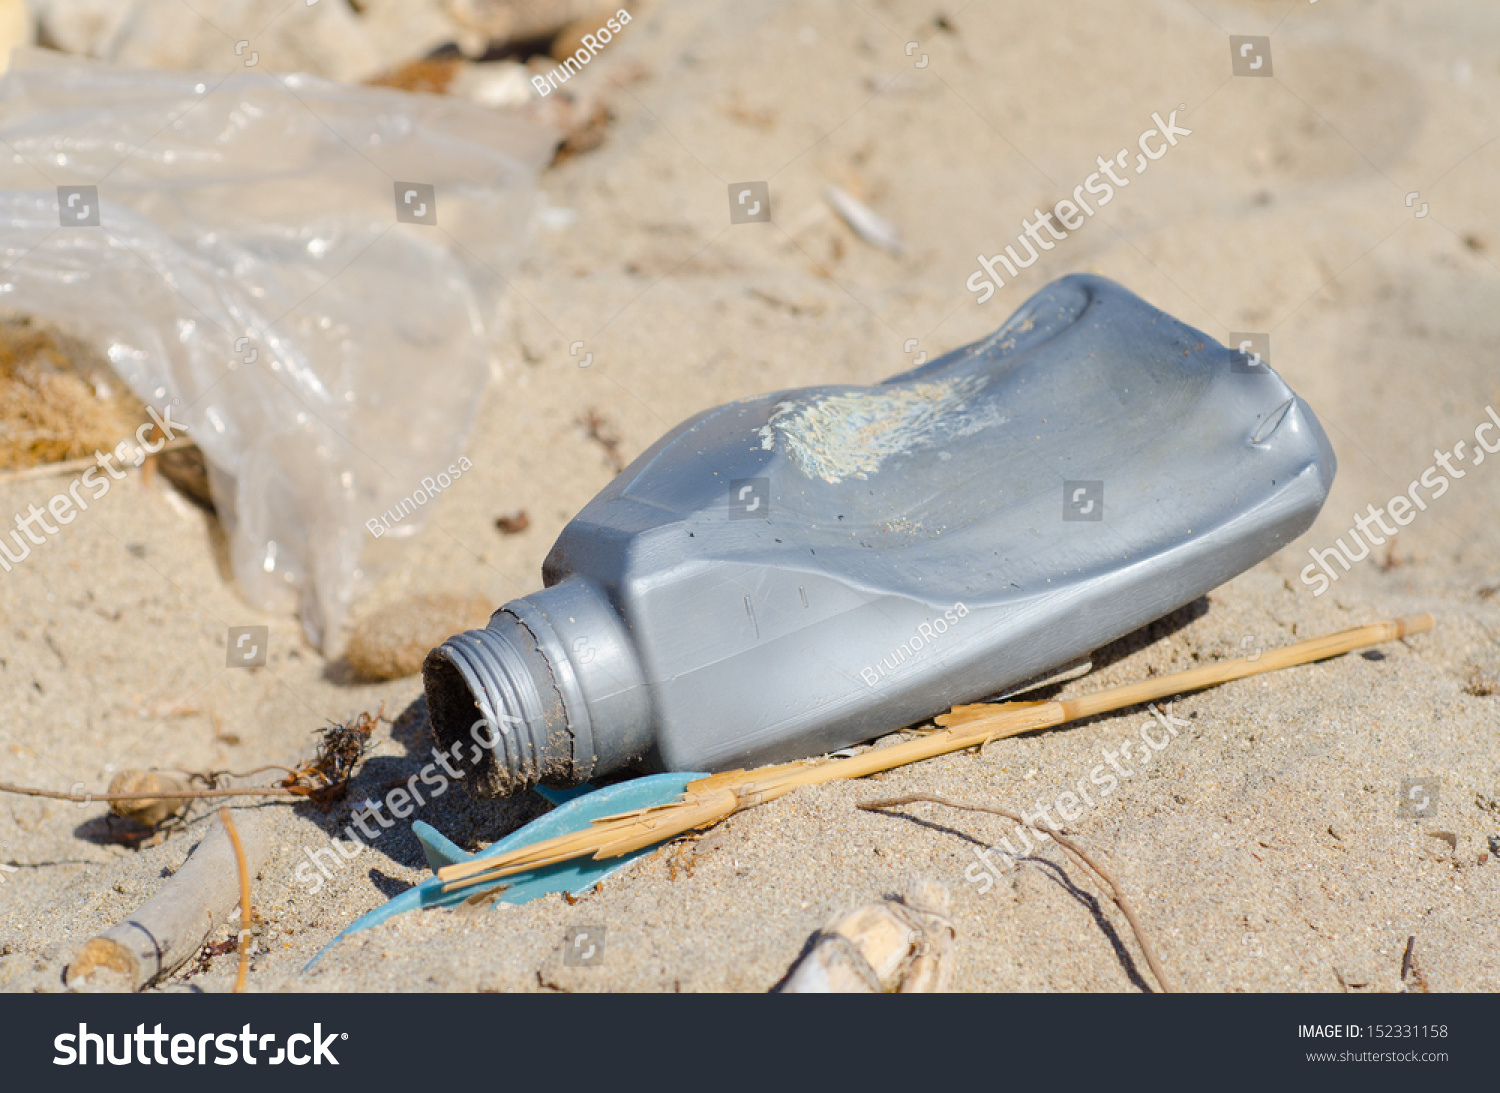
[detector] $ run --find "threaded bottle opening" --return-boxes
[422,613,571,797]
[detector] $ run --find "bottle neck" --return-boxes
[422,577,651,797]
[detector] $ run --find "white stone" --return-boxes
[450,61,534,108]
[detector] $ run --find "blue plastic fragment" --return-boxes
[305,772,704,969]
[411,822,468,874]
[532,782,599,807]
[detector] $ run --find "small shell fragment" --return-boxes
[822,184,904,257]
[776,878,955,992]
[107,770,188,827]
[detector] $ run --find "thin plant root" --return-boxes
[858,793,1177,993]
[219,807,253,994]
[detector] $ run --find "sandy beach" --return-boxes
[1,0,1498,994]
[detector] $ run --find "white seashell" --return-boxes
[822,184,904,257]
[776,878,955,993]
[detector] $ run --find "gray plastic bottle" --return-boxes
[424,274,1335,797]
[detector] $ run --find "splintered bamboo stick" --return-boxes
[438,613,1433,894]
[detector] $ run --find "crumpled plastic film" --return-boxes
[0,50,557,651]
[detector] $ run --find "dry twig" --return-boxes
[0,780,300,804]
[1401,934,1430,993]
[0,705,381,811]
[65,811,268,992]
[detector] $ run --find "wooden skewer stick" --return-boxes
[438,613,1433,894]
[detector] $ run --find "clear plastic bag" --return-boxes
[0,50,556,650]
